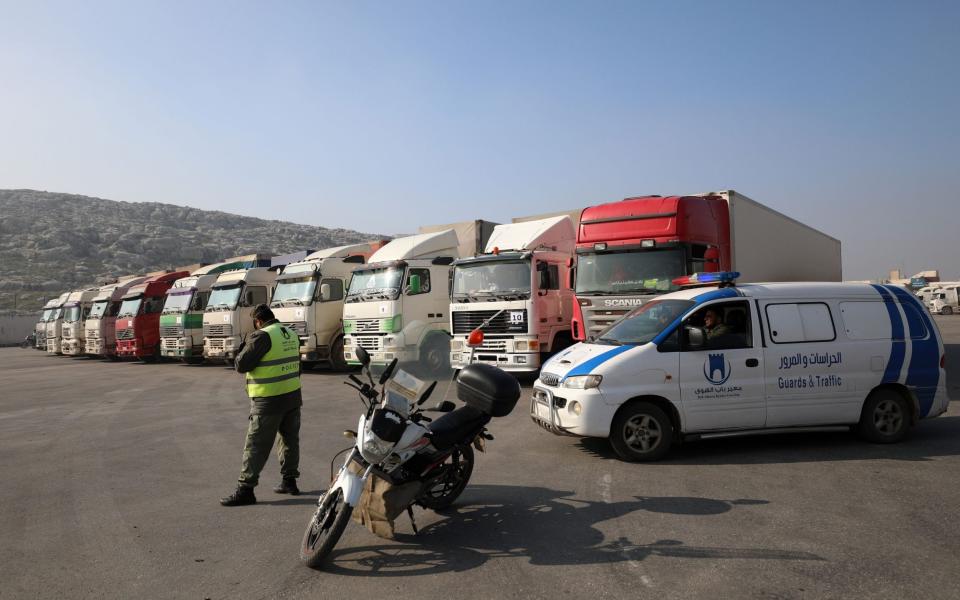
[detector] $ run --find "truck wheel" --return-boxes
[329,336,349,372]
[421,337,450,377]
[857,389,910,443]
[609,402,674,462]
[942,306,953,315]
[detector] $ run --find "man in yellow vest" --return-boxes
[221,304,303,506]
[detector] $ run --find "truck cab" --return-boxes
[36,299,59,350]
[84,276,150,358]
[60,287,101,356]
[449,216,576,373]
[115,271,190,361]
[45,292,71,354]
[160,259,263,362]
[272,243,376,370]
[572,191,841,341]
[928,286,959,315]
[203,267,278,361]
[343,230,464,372]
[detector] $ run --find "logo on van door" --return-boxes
[704,353,731,385]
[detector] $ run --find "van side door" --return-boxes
[760,300,857,426]
[678,300,766,431]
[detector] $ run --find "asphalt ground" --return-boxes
[2,316,959,600]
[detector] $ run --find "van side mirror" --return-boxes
[684,326,706,350]
[407,274,421,295]
[320,283,332,302]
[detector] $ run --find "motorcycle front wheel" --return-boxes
[417,445,474,511]
[300,488,353,568]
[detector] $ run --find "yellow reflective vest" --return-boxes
[245,322,301,398]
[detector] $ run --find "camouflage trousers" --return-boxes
[238,406,301,488]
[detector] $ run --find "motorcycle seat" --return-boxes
[427,405,491,451]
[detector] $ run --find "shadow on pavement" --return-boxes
[576,416,960,464]
[322,485,819,576]
[944,343,960,401]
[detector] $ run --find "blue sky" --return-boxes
[1,0,957,280]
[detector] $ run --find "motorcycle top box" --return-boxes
[457,363,521,417]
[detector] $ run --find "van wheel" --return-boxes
[609,402,674,462]
[942,306,953,315]
[857,390,910,443]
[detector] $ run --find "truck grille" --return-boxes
[160,325,183,337]
[116,328,135,340]
[353,319,382,333]
[580,299,650,336]
[282,322,307,335]
[87,329,100,340]
[204,324,233,337]
[452,310,527,334]
[162,338,181,350]
[477,338,508,352]
[355,336,382,351]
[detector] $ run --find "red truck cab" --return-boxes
[572,195,729,341]
[115,271,190,360]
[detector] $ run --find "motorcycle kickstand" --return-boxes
[407,506,419,535]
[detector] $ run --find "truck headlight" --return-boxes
[450,340,463,351]
[562,375,602,389]
[514,340,539,352]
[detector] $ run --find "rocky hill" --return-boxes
[0,189,384,314]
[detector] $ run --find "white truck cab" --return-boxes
[343,229,462,372]
[84,276,150,358]
[160,262,244,361]
[36,299,59,350]
[45,292,71,354]
[203,267,277,361]
[272,243,376,369]
[928,285,959,315]
[60,287,102,355]
[449,216,575,372]
[531,276,949,461]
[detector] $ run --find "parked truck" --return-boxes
[115,271,191,361]
[343,222,497,372]
[160,258,267,362]
[60,287,102,356]
[272,243,379,370]
[571,190,842,340]
[202,258,279,362]
[36,299,59,350]
[929,285,960,315]
[45,292,71,354]
[448,215,576,372]
[84,276,150,359]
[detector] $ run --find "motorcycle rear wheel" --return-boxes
[300,488,353,568]
[417,445,474,511]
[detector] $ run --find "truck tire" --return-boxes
[609,402,674,462]
[329,336,349,372]
[857,389,910,443]
[421,337,450,377]
[942,306,953,315]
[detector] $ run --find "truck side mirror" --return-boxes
[538,270,550,291]
[683,326,706,350]
[704,248,720,273]
[568,266,576,290]
[406,274,421,295]
[243,290,254,306]
[320,283,332,302]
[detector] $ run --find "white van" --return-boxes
[531,277,949,461]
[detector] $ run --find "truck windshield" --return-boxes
[163,292,194,314]
[64,306,82,322]
[207,285,243,311]
[118,297,143,318]
[576,249,684,295]
[51,308,63,320]
[595,299,694,346]
[346,267,403,302]
[452,260,531,302]
[272,276,318,306]
[88,301,108,319]
[41,309,53,322]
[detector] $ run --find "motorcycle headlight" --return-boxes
[562,374,603,389]
[361,436,395,463]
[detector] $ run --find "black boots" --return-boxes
[220,485,256,506]
[273,478,300,495]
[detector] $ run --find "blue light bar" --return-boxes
[672,271,740,286]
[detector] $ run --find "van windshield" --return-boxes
[595,299,694,346]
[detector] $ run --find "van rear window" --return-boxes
[765,302,835,344]
[840,302,891,340]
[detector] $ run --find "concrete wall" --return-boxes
[0,315,36,346]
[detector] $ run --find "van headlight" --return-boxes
[562,375,602,389]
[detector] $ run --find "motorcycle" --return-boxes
[299,328,520,568]
[20,333,36,349]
